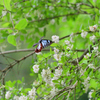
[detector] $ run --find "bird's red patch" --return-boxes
[35,43,43,53]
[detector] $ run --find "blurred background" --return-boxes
[0,0,99,99]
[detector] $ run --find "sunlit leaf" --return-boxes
[4,0,11,11]
[15,19,28,30]
[90,79,97,89]
[7,35,16,46]
[50,43,58,47]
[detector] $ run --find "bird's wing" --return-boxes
[33,43,39,47]
[33,36,44,47]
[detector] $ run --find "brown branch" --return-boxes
[0,28,11,30]
[2,72,6,99]
[0,49,85,55]
[51,64,89,100]
[30,13,79,23]
[2,51,35,72]
[69,37,100,65]
[0,30,98,55]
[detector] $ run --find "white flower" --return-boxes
[50,19,55,24]
[89,26,95,32]
[93,0,96,2]
[88,90,94,99]
[60,52,64,55]
[5,91,11,99]
[82,76,90,93]
[61,80,65,85]
[28,87,36,96]
[41,68,51,84]
[53,67,63,80]
[80,68,84,74]
[93,24,98,29]
[57,0,60,3]
[50,80,55,87]
[54,47,59,54]
[62,16,67,22]
[93,46,98,51]
[14,95,19,100]
[36,52,42,55]
[65,40,70,45]
[67,44,73,50]
[19,95,27,100]
[89,24,97,31]
[2,11,7,16]
[90,35,96,42]
[52,35,59,43]
[76,3,81,9]
[33,80,39,86]
[70,32,74,37]
[50,87,58,97]
[81,30,88,38]
[49,6,54,10]
[39,27,44,32]
[66,53,70,57]
[88,64,95,69]
[9,87,14,91]
[58,63,63,66]
[54,54,62,61]
[70,37,74,43]
[33,65,39,73]
[84,53,91,59]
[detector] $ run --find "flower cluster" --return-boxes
[90,35,96,42]
[5,91,11,99]
[14,94,27,100]
[89,24,97,32]
[33,65,39,73]
[52,35,59,43]
[18,95,27,100]
[88,64,95,69]
[62,16,67,22]
[54,47,59,54]
[65,40,70,45]
[54,53,62,61]
[67,44,73,50]
[84,53,91,59]
[93,46,99,53]
[28,87,36,100]
[88,90,94,100]
[41,68,51,84]
[50,19,55,25]
[81,30,88,38]
[65,34,74,50]
[50,87,58,97]
[52,66,63,80]
[82,76,90,93]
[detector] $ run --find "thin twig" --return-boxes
[30,13,79,23]
[2,51,35,72]
[0,48,85,55]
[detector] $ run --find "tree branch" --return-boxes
[2,51,35,72]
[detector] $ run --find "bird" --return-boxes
[33,37,53,53]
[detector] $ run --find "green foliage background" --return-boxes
[0,0,100,100]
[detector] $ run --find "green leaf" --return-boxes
[7,35,16,46]
[15,19,28,30]
[95,15,99,24]
[4,0,11,11]
[90,79,97,89]
[0,39,5,43]
[20,35,24,41]
[50,43,58,47]
[0,0,4,5]
[17,80,22,84]
[82,60,87,64]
